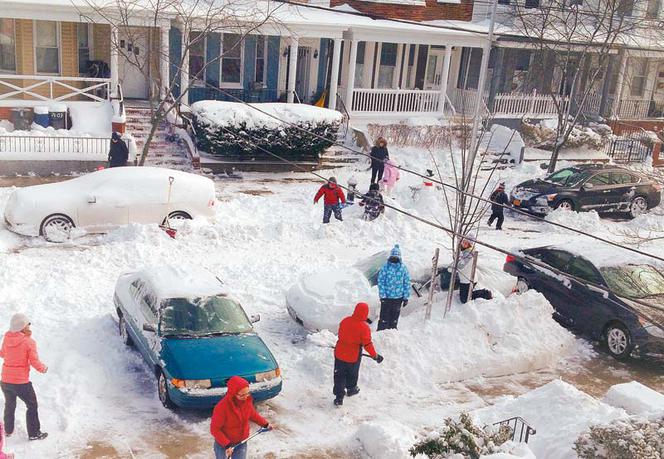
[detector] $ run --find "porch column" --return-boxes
[110,26,119,97]
[400,44,411,88]
[487,47,505,112]
[611,51,628,118]
[599,57,616,117]
[438,46,452,114]
[345,40,358,113]
[287,37,299,103]
[181,32,190,104]
[160,27,170,100]
[328,38,342,110]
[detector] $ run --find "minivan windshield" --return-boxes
[600,265,664,299]
[354,250,390,286]
[159,296,253,337]
[544,168,593,187]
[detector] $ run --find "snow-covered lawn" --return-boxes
[0,147,662,458]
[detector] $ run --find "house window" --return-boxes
[354,42,366,87]
[630,58,648,97]
[618,0,635,16]
[189,32,206,82]
[255,37,267,85]
[0,19,16,72]
[646,0,661,18]
[221,33,242,85]
[35,21,60,74]
[498,0,510,5]
[377,43,398,88]
[77,23,92,75]
[524,0,540,7]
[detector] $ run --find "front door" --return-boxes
[296,47,312,102]
[424,48,445,90]
[118,27,150,99]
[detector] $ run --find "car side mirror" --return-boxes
[250,314,261,324]
[87,194,97,204]
[143,323,156,333]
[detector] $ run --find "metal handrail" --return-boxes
[335,93,351,139]
[494,416,536,444]
[292,90,302,104]
[445,93,457,117]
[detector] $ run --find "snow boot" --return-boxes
[29,432,48,441]
[346,387,360,397]
[334,397,344,406]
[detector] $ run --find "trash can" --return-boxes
[48,104,68,130]
[10,108,33,131]
[34,106,49,128]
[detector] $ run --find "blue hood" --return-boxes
[160,333,278,381]
[390,244,402,259]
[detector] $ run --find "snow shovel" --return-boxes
[159,176,177,239]
[229,427,271,451]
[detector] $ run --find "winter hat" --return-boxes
[328,177,337,184]
[348,176,358,186]
[9,313,29,332]
[497,182,505,190]
[369,183,380,191]
[390,244,402,259]
[111,131,122,141]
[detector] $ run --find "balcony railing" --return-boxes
[0,136,110,155]
[0,75,111,103]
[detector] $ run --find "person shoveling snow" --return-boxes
[452,239,493,304]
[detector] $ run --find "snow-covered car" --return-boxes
[3,167,216,242]
[286,250,455,333]
[114,265,282,409]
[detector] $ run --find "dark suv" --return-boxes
[510,164,662,218]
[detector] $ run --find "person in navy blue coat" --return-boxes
[376,245,410,331]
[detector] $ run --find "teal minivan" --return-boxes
[113,266,282,409]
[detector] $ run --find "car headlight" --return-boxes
[255,368,281,382]
[171,378,212,389]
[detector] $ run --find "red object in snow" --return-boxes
[96,166,105,171]
[424,181,433,187]
[334,302,377,363]
[314,183,346,205]
[505,254,516,264]
[159,225,177,239]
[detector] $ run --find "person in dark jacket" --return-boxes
[487,182,510,230]
[333,302,383,406]
[359,183,385,221]
[370,137,389,184]
[108,131,129,168]
[314,177,346,224]
[376,245,410,330]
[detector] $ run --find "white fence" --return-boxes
[0,75,111,103]
[0,136,110,155]
[493,90,569,116]
[347,88,442,113]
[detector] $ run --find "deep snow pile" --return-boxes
[603,381,664,418]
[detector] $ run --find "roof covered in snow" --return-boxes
[137,265,226,299]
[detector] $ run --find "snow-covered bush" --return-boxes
[574,416,664,459]
[191,101,342,160]
[410,413,512,459]
[520,119,613,150]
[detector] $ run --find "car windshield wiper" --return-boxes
[198,331,243,337]
[163,332,198,339]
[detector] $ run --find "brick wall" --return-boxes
[93,24,111,63]
[329,0,473,22]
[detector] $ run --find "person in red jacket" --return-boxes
[0,314,48,441]
[314,177,346,224]
[210,376,272,459]
[333,302,383,406]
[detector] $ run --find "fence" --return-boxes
[606,130,655,163]
[494,417,536,444]
[0,136,110,155]
[349,89,441,113]
[0,75,110,102]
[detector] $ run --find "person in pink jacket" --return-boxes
[381,159,400,196]
[0,314,48,441]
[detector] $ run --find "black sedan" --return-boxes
[504,246,664,360]
[510,164,662,218]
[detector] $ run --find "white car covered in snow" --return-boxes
[3,167,216,242]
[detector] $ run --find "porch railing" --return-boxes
[616,97,653,119]
[0,136,110,154]
[493,90,569,116]
[349,89,442,113]
[0,75,111,103]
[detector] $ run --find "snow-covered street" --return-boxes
[0,151,662,458]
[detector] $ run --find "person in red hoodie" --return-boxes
[0,313,48,441]
[314,177,346,224]
[210,376,272,459]
[333,302,383,406]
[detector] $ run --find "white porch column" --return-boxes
[287,37,299,103]
[400,44,411,88]
[328,38,342,110]
[160,27,170,99]
[438,46,452,114]
[345,40,358,112]
[181,31,189,105]
[612,52,629,118]
[110,26,119,97]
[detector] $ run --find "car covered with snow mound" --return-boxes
[4,167,216,242]
[114,265,282,409]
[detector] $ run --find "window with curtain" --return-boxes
[221,33,242,85]
[354,42,366,87]
[189,32,206,82]
[35,21,60,74]
[630,58,649,97]
[77,23,91,75]
[0,19,16,72]
[377,43,397,88]
[255,37,266,84]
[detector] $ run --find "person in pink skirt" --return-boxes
[381,159,400,195]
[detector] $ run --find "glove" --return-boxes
[402,299,408,308]
[374,354,384,364]
[366,318,373,325]
[263,423,273,431]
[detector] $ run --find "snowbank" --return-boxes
[357,419,418,459]
[191,101,342,129]
[603,381,664,418]
[485,124,525,163]
[473,380,628,458]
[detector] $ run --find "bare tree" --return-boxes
[79,0,282,165]
[508,0,657,172]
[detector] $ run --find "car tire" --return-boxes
[118,315,133,346]
[604,322,633,360]
[163,211,191,225]
[515,277,530,294]
[40,214,74,243]
[158,370,176,410]
[555,199,575,211]
[628,196,648,219]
